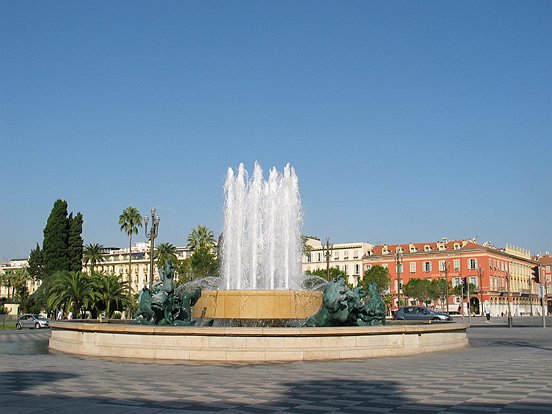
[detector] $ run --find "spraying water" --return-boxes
[221,162,303,290]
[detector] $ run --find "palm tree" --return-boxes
[186,225,215,251]
[91,273,130,318]
[47,271,95,317]
[83,243,106,273]
[155,242,178,269]
[119,207,142,294]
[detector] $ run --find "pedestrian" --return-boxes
[484,303,491,322]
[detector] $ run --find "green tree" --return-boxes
[119,206,142,294]
[430,278,451,308]
[305,267,347,282]
[28,243,45,280]
[46,271,95,317]
[68,212,84,272]
[186,225,216,251]
[43,199,70,276]
[155,242,178,269]
[91,273,130,318]
[189,246,218,279]
[360,265,390,295]
[403,278,432,306]
[83,243,106,273]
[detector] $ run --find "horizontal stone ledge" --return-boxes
[50,321,468,337]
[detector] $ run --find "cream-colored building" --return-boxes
[84,242,194,292]
[302,237,374,286]
[0,259,42,315]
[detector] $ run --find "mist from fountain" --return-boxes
[221,162,303,290]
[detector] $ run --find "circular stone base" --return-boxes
[191,290,322,320]
[49,322,469,362]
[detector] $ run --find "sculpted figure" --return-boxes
[133,259,203,326]
[305,278,386,327]
[357,282,386,326]
[305,278,352,327]
[134,287,155,324]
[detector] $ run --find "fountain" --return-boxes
[48,162,469,362]
[193,162,321,322]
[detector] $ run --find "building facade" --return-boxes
[82,242,194,292]
[363,240,541,316]
[534,254,552,315]
[302,237,373,286]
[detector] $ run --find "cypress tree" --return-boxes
[43,199,70,276]
[68,212,84,272]
[28,243,45,280]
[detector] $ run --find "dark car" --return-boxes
[394,306,451,321]
[16,314,50,330]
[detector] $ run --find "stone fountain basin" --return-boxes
[49,321,469,362]
[191,289,322,320]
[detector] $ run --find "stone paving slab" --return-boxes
[1,321,551,413]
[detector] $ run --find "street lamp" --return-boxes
[443,261,450,314]
[322,237,333,281]
[144,208,160,290]
[396,249,403,309]
[478,267,484,316]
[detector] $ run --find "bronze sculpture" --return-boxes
[305,278,386,327]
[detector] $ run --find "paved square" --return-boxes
[1,317,551,413]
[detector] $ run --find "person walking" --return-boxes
[484,303,491,322]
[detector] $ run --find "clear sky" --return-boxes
[1,1,551,261]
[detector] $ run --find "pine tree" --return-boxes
[68,212,84,272]
[43,200,70,276]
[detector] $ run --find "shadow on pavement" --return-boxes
[1,372,550,412]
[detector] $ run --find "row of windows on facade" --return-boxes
[366,258,488,273]
[381,243,464,254]
[305,250,361,262]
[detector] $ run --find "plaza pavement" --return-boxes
[0,317,551,413]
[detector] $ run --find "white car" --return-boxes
[16,314,50,329]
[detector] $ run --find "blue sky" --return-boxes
[1,1,551,260]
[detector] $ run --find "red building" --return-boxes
[363,239,540,316]
[534,254,552,315]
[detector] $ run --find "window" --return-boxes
[424,245,431,252]
[344,264,348,274]
[397,263,404,273]
[306,253,311,262]
[409,245,417,253]
[423,261,432,272]
[452,277,462,287]
[344,250,349,259]
[453,259,460,270]
[469,276,478,287]
[439,260,446,271]
[468,258,478,270]
[438,244,446,251]
[355,264,360,274]
[365,264,372,271]
[353,250,359,259]
[317,252,321,262]
[410,262,416,273]
[334,252,339,260]
[453,243,460,250]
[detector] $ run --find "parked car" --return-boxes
[394,306,451,321]
[16,314,50,330]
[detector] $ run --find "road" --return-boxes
[1,318,551,413]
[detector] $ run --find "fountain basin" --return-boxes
[49,322,469,362]
[192,290,322,320]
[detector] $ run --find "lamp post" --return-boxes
[144,208,160,290]
[396,250,403,310]
[444,261,450,314]
[322,237,333,281]
[506,266,513,328]
[478,267,484,316]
